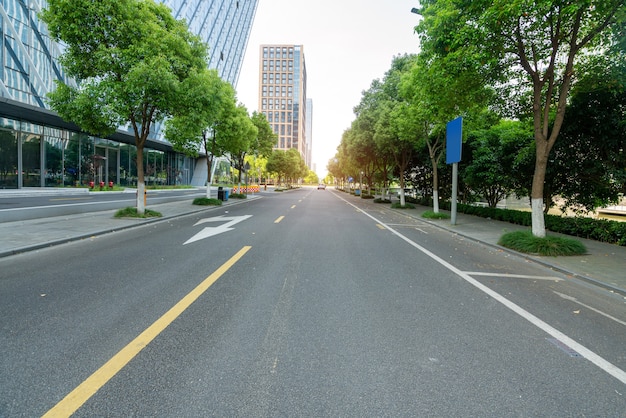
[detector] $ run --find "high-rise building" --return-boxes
[258,44,308,163]
[305,98,313,168]
[0,0,257,189]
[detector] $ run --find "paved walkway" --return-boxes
[1,188,625,295]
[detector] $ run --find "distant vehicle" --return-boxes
[317,183,326,190]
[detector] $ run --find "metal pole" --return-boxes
[451,162,458,225]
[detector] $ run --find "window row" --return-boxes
[262,72,294,84]
[262,60,294,72]
[261,98,292,111]
[263,46,294,59]
[266,111,293,123]
[261,85,293,97]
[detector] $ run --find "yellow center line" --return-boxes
[43,246,252,418]
[274,216,285,223]
[376,224,386,230]
[290,205,296,209]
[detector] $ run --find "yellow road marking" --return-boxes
[274,216,285,223]
[376,224,386,230]
[290,205,296,209]
[43,246,252,418]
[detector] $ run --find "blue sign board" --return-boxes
[446,116,463,164]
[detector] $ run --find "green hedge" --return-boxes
[436,202,626,246]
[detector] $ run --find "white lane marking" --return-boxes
[553,291,626,327]
[466,272,562,282]
[334,193,626,385]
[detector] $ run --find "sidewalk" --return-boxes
[1,189,625,296]
[0,194,257,258]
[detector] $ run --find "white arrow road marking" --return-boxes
[184,215,252,245]
[553,291,626,327]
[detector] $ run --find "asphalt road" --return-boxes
[1,188,624,416]
[0,189,207,222]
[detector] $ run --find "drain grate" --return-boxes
[546,338,583,357]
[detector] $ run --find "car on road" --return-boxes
[317,183,326,190]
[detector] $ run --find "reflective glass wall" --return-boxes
[0,117,193,189]
[0,0,257,188]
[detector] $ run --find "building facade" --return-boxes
[258,44,308,163]
[0,0,257,189]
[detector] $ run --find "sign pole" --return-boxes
[446,116,463,226]
[451,162,458,225]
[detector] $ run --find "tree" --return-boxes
[165,70,236,194]
[41,0,207,214]
[223,104,258,185]
[416,0,626,236]
[463,120,533,207]
[250,112,277,159]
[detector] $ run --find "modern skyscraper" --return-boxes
[0,0,257,189]
[258,44,308,163]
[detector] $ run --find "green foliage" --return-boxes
[374,198,391,204]
[41,0,208,214]
[415,0,626,237]
[192,197,222,206]
[498,231,587,257]
[422,210,450,219]
[437,202,626,246]
[266,148,308,184]
[228,193,247,199]
[462,120,533,207]
[114,207,162,218]
[360,194,374,199]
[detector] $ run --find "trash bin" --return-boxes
[217,186,224,201]
[355,189,361,196]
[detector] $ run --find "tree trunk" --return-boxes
[136,145,145,215]
[205,154,213,198]
[431,158,439,213]
[530,139,551,237]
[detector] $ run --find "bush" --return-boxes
[229,193,247,199]
[422,210,450,219]
[193,197,222,206]
[360,194,374,199]
[374,198,391,204]
[498,230,587,256]
[444,203,626,246]
[114,207,162,218]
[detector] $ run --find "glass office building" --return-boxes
[0,0,258,189]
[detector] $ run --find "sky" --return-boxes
[236,0,421,178]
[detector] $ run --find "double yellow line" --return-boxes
[43,246,252,417]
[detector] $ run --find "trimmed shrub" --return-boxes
[498,230,587,256]
[193,197,222,206]
[114,207,162,218]
[422,210,450,219]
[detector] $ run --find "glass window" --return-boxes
[22,133,41,187]
[0,128,18,188]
